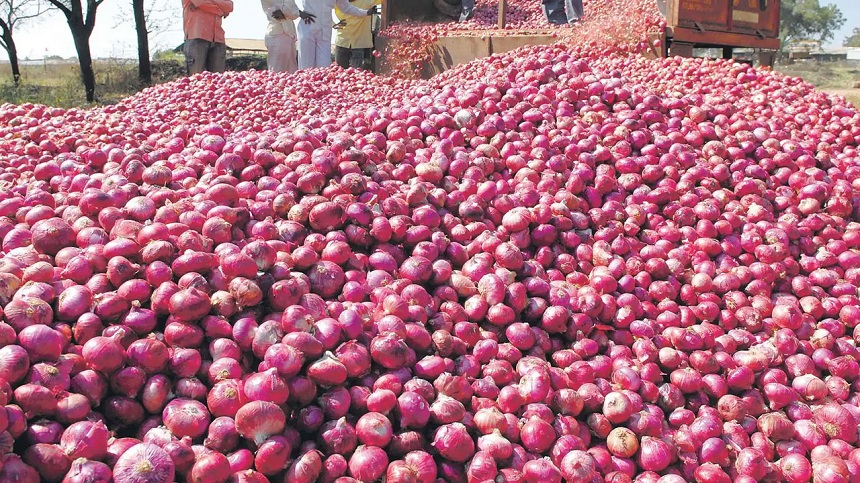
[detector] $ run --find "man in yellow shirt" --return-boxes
[333,0,381,69]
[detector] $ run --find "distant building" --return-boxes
[224,39,267,57]
[785,40,860,64]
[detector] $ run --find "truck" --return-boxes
[374,0,780,77]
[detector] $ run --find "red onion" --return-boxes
[560,450,596,482]
[348,445,388,482]
[397,391,431,429]
[81,335,125,374]
[356,412,393,447]
[60,420,110,460]
[307,352,348,386]
[432,423,474,463]
[162,398,211,440]
[285,450,323,483]
[637,436,673,473]
[168,288,211,323]
[815,404,858,443]
[780,453,813,483]
[813,456,850,483]
[521,416,556,454]
[15,383,57,417]
[190,452,231,483]
[320,417,358,455]
[242,368,289,405]
[63,458,113,483]
[0,453,39,482]
[0,345,30,383]
[253,435,290,476]
[22,443,71,481]
[234,401,286,446]
[606,427,639,458]
[523,457,562,483]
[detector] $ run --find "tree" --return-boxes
[780,0,845,49]
[114,0,175,86]
[0,0,45,86]
[132,0,149,84]
[845,27,860,48]
[46,0,106,102]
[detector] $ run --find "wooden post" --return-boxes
[381,0,390,30]
[498,0,506,29]
[759,50,776,68]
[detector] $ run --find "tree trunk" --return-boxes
[132,0,151,85]
[0,30,21,87]
[70,24,96,102]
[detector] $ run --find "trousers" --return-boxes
[297,22,333,69]
[335,46,366,69]
[266,34,298,73]
[184,39,227,75]
[541,0,583,24]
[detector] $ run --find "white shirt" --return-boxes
[262,0,302,38]
[298,0,367,29]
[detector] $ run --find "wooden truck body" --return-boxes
[656,0,780,66]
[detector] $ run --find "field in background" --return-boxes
[0,58,187,107]
[0,55,857,108]
[775,61,860,107]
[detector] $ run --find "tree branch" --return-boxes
[84,0,98,31]
[45,0,70,16]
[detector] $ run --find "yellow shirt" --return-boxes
[334,0,381,49]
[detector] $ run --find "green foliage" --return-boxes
[845,27,860,48]
[777,60,860,89]
[226,55,267,72]
[152,59,185,81]
[152,49,183,62]
[780,0,845,48]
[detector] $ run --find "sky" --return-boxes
[2,0,859,61]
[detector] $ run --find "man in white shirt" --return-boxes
[261,0,316,72]
[297,0,378,69]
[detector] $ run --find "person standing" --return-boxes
[333,0,380,69]
[182,0,234,75]
[297,0,378,69]
[542,0,583,25]
[459,0,474,22]
[432,0,473,22]
[262,0,316,72]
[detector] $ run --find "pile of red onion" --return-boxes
[0,0,858,480]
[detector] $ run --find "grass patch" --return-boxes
[0,60,147,107]
[0,55,261,108]
[775,60,860,90]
